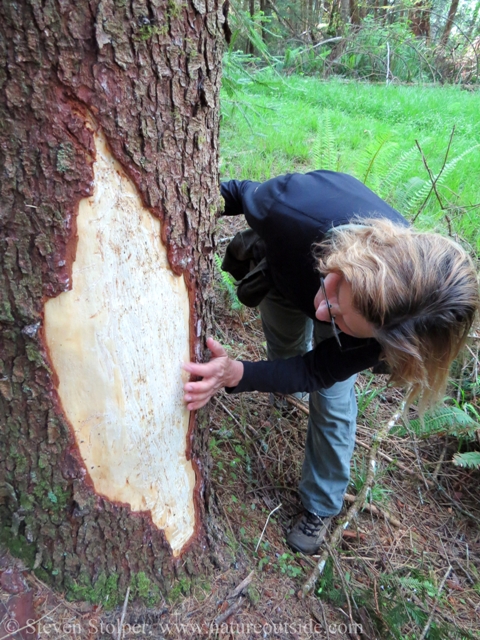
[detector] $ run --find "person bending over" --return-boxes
[183,170,479,555]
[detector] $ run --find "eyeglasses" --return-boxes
[319,277,342,349]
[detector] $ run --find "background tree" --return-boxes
[439,0,460,47]
[226,0,478,84]
[0,0,225,602]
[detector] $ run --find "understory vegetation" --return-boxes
[215,70,480,638]
[227,0,479,85]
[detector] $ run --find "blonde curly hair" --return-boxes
[317,219,480,409]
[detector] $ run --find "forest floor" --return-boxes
[1,218,480,640]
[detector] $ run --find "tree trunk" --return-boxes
[0,0,223,603]
[349,0,361,26]
[339,0,350,27]
[409,1,431,39]
[439,0,460,48]
[247,0,255,54]
[260,0,268,43]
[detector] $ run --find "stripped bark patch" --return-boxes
[44,121,195,555]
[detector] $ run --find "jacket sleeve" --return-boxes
[220,180,260,217]
[226,335,383,394]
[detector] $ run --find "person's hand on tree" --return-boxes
[183,337,244,411]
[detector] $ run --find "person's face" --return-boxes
[314,272,376,339]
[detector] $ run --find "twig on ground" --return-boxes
[432,439,449,481]
[226,570,255,600]
[318,600,331,640]
[213,598,244,626]
[219,496,240,544]
[217,398,258,437]
[286,394,430,487]
[355,439,434,484]
[255,503,282,552]
[343,493,402,527]
[302,406,403,596]
[325,541,359,639]
[418,566,452,640]
[117,587,130,640]
[285,394,309,415]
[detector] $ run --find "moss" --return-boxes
[12,454,28,475]
[130,571,161,607]
[32,479,69,513]
[50,484,70,510]
[0,300,14,323]
[218,195,225,215]
[66,571,120,609]
[247,584,261,605]
[34,567,50,582]
[0,523,36,568]
[34,233,55,257]
[167,576,191,603]
[37,454,49,470]
[136,24,167,41]
[25,343,46,368]
[64,571,165,608]
[167,0,185,19]
[194,579,211,601]
[56,142,75,174]
[19,492,35,511]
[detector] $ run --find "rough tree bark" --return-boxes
[0,0,224,603]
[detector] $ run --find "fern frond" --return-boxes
[396,576,437,597]
[393,405,480,439]
[404,144,480,218]
[214,253,243,310]
[452,452,480,469]
[312,111,338,171]
[376,146,418,202]
[359,135,392,186]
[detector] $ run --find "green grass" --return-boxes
[220,73,480,250]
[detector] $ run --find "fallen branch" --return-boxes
[285,394,427,485]
[213,598,244,626]
[287,394,480,526]
[285,394,309,415]
[301,405,403,597]
[343,493,402,527]
[226,571,255,600]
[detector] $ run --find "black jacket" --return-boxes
[221,170,408,394]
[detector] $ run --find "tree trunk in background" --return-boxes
[247,0,256,53]
[439,0,460,48]
[0,0,223,603]
[350,0,361,26]
[266,0,296,38]
[339,0,350,28]
[409,1,431,39]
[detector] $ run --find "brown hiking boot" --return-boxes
[286,511,332,555]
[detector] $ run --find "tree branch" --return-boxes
[412,126,456,223]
